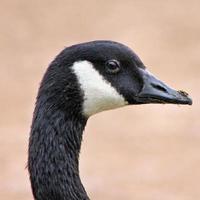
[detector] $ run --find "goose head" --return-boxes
[49,40,192,118]
[29,40,192,200]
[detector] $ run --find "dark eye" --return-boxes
[105,60,120,74]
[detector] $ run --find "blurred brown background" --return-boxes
[0,0,199,199]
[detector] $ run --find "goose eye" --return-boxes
[105,60,120,74]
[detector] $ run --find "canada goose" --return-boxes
[28,40,192,200]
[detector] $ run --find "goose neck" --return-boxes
[28,105,89,200]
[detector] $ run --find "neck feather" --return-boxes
[28,101,89,200]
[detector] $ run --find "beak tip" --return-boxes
[177,90,193,105]
[187,97,193,105]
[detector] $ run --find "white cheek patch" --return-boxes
[72,60,127,117]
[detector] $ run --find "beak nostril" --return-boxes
[151,83,168,93]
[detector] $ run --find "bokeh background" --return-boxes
[0,0,199,199]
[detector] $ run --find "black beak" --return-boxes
[136,68,192,105]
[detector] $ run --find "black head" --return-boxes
[41,40,192,117]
